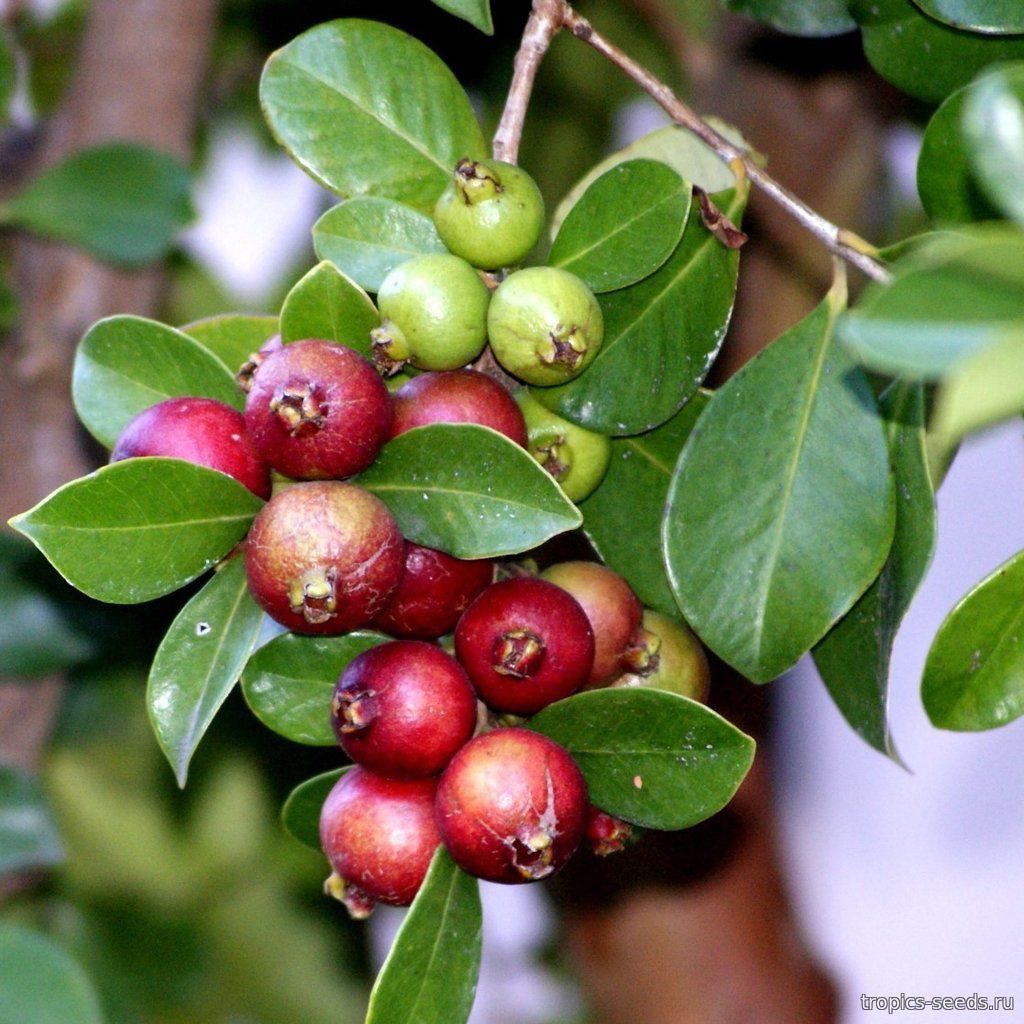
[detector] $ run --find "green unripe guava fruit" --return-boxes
[488,267,603,386]
[434,158,545,270]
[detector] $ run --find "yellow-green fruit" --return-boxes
[434,158,545,269]
[371,254,489,374]
[517,391,610,501]
[617,610,711,702]
[488,267,603,386]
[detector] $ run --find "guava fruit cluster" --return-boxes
[107,158,710,918]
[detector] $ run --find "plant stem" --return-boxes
[559,5,891,283]
[492,0,566,163]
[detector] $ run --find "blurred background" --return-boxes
[0,1,1021,1022]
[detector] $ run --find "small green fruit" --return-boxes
[434,158,545,269]
[488,267,603,386]
[517,391,610,501]
[617,610,710,702]
[371,254,489,374]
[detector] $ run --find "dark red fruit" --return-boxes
[244,339,391,479]
[435,728,588,884]
[389,370,528,447]
[245,481,404,634]
[540,562,643,687]
[111,397,271,498]
[320,767,440,916]
[586,807,633,857]
[454,577,594,714]
[331,640,478,778]
[373,543,493,640]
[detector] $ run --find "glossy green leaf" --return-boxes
[72,315,242,449]
[9,459,263,604]
[723,0,855,36]
[537,184,745,435]
[917,83,1000,224]
[359,425,582,558]
[813,384,936,762]
[148,557,265,787]
[963,62,1024,224]
[366,847,481,1024]
[0,765,62,875]
[182,314,279,375]
[912,0,1024,33]
[665,285,895,682]
[552,120,749,233]
[923,549,1024,730]
[0,142,192,265]
[530,689,755,829]
[279,261,379,356]
[314,198,448,293]
[242,631,386,745]
[430,0,493,33]
[282,768,349,850]
[260,20,486,209]
[549,160,691,293]
[581,391,709,616]
[0,927,104,1024]
[849,0,1024,103]
[840,229,1024,379]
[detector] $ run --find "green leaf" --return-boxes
[664,284,895,682]
[552,121,750,233]
[0,142,192,266]
[530,689,755,830]
[812,383,936,762]
[917,82,1000,225]
[549,160,691,293]
[923,548,1024,730]
[181,314,279,375]
[359,424,582,558]
[0,765,62,875]
[241,631,387,745]
[0,30,15,124]
[723,0,855,36]
[912,0,1024,33]
[0,926,104,1024]
[840,228,1024,379]
[9,458,262,604]
[313,198,448,293]
[282,768,349,850]
[72,315,242,449]
[366,847,481,1024]
[581,391,709,616]
[148,557,265,787]
[849,0,1024,103]
[279,261,379,356]
[430,0,494,34]
[537,184,745,435]
[962,62,1024,224]
[260,20,486,210]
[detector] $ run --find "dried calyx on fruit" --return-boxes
[320,768,440,917]
[433,158,545,270]
[541,561,642,687]
[245,481,404,634]
[110,396,271,499]
[244,339,391,480]
[389,369,528,447]
[331,640,478,778]
[236,333,283,393]
[517,391,611,501]
[373,542,493,640]
[454,576,594,714]
[488,267,603,386]
[371,254,490,374]
[618,609,711,702]
[435,728,588,884]
[586,807,635,857]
